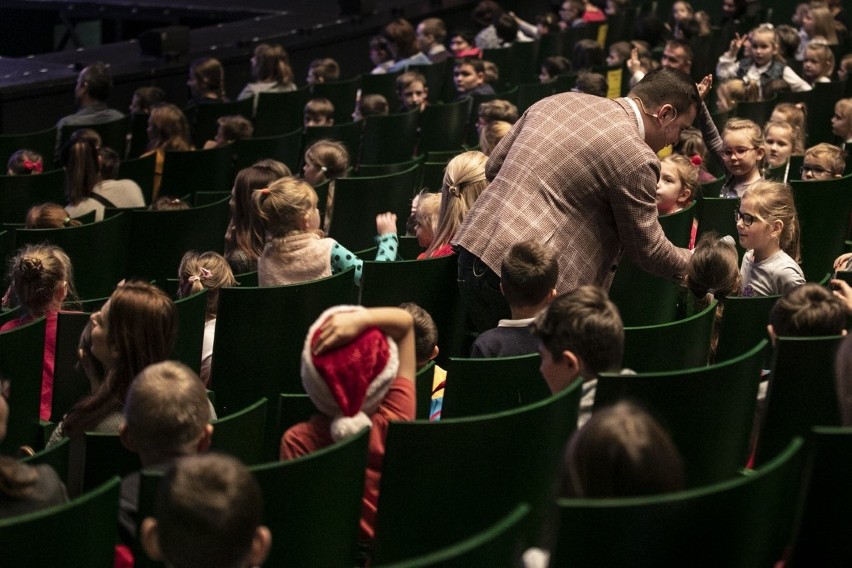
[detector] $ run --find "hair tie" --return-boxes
[690,155,703,167]
[320,165,328,173]
[188,275,201,283]
[23,159,42,173]
[200,267,212,280]
[720,235,735,246]
[62,217,71,226]
[448,184,461,197]
[261,188,270,195]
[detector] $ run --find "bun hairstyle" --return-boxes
[3,244,76,316]
[252,177,318,239]
[7,149,43,176]
[686,232,741,303]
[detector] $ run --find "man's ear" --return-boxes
[140,518,164,562]
[247,526,273,567]
[547,288,558,303]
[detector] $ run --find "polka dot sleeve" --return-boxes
[330,233,398,286]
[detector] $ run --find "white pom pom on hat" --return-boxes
[301,305,399,441]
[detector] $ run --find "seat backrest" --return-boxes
[172,289,207,375]
[508,40,541,85]
[188,98,253,147]
[407,62,448,104]
[0,168,66,224]
[0,126,57,168]
[790,175,852,282]
[791,426,852,567]
[125,197,230,285]
[118,152,156,205]
[807,81,845,145]
[756,335,845,466]
[359,255,468,360]
[327,164,420,251]
[517,81,557,115]
[250,428,370,568]
[127,112,150,159]
[0,476,121,568]
[419,98,472,154]
[373,503,530,568]
[550,438,805,568]
[733,95,776,127]
[14,212,129,300]
[51,311,93,423]
[22,436,71,484]
[622,300,717,372]
[211,397,268,465]
[310,76,361,125]
[359,70,403,107]
[81,432,142,494]
[160,145,235,198]
[276,393,317,440]
[714,294,779,365]
[60,116,129,158]
[371,381,582,565]
[234,128,302,173]
[0,317,46,453]
[596,340,767,486]
[414,360,436,420]
[301,122,362,167]
[254,87,310,136]
[441,353,550,419]
[359,109,420,165]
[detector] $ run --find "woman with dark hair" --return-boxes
[238,43,297,113]
[143,103,194,200]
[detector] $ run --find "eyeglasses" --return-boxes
[800,164,832,176]
[722,146,757,159]
[734,210,762,226]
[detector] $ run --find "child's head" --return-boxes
[802,42,835,83]
[396,71,429,112]
[562,401,685,498]
[479,120,512,156]
[253,176,319,238]
[832,98,852,141]
[477,99,518,127]
[303,140,349,186]
[304,98,335,128]
[768,283,847,341]
[656,154,698,215]
[147,103,193,152]
[530,286,624,393]
[399,302,439,367]
[426,151,488,257]
[306,58,340,84]
[802,143,845,180]
[369,36,392,67]
[763,78,792,99]
[500,240,558,311]
[771,102,807,149]
[130,86,166,114]
[721,118,765,179]
[98,147,121,180]
[214,116,253,146]
[671,1,693,23]
[540,55,572,83]
[3,244,75,316]
[382,18,418,60]
[453,58,487,95]
[482,61,499,85]
[251,42,293,85]
[572,39,605,71]
[774,24,801,61]
[738,180,801,262]
[413,191,440,249]
[763,120,801,168]
[808,4,839,44]
[715,79,758,112]
[188,57,225,100]
[674,126,708,163]
[607,41,632,67]
[121,360,213,466]
[574,72,608,97]
[150,197,190,211]
[354,94,389,121]
[62,135,101,205]
[494,12,519,45]
[177,251,237,320]
[686,232,741,301]
[449,28,477,56]
[838,53,852,82]
[230,163,284,228]
[25,203,81,229]
[7,149,43,176]
[746,25,779,67]
[140,454,271,568]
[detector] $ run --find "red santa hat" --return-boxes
[301,305,399,441]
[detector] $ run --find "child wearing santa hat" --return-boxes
[279,305,416,547]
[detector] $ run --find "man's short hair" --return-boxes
[628,67,700,117]
[80,62,113,102]
[531,286,624,376]
[153,454,263,568]
[501,240,558,308]
[399,302,438,363]
[124,361,211,457]
[769,283,847,337]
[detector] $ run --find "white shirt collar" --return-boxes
[497,317,536,328]
[623,97,645,141]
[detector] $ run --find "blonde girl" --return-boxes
[177,251,237,387]
[831,98,852,143]
[413,192,441,257]
[763,120,802,177]
[716,119,766,198]
[800,4,839,57]
[479,120,512,156]
[1,244,78,421]
[717,25,811,95]
[714,79,758,113]
[802,42,835,85]
[253,177,397,286]
[302,140,350,233]
[770,102,807,151]
[424,151,488,258]
[736,180,805,296]
[656,154,698,216]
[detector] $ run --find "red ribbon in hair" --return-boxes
[689,155,703,167]
[23,159,42,173]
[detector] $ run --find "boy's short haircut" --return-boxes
[575,72,608,97]
[419,17,447,42]
[478,99,519,124]
[768,283,847,337]
[217,115,254,142]
[304,98,335,122]
[500,240,558,308]
[396,71,428,93]
[455,57,487,74]
[804,142,846,175]
[309,58,340,82]
[124,361,211,456]
[154,454,263,568]
[531,286,624,377]
[399,302,438,362]
[359,94,390,117]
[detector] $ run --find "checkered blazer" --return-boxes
[454,93,691,292]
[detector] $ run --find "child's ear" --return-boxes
[677,187,692,204]
[140,518,164,562]
[755,145,766,160]
[429,344,439,362]
[247,526,273,567]
[770,218,784,239]
[198,423,214,453]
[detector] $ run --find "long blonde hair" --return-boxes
[742,179,802,262]
[425,151,488,258]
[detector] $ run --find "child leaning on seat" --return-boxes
[253,176,397,287]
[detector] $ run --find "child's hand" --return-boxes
[376,212,397,235]
[312,310,366,354]
[727,33,746,58]
[626,47,642,74]
[831,279,852,315]
[202,139,218,150]
[834,252,852,270]
[697,75,713,100]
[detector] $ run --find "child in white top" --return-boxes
[763,120,801,176]
[736,180,805,296]
[253,177,397,287]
